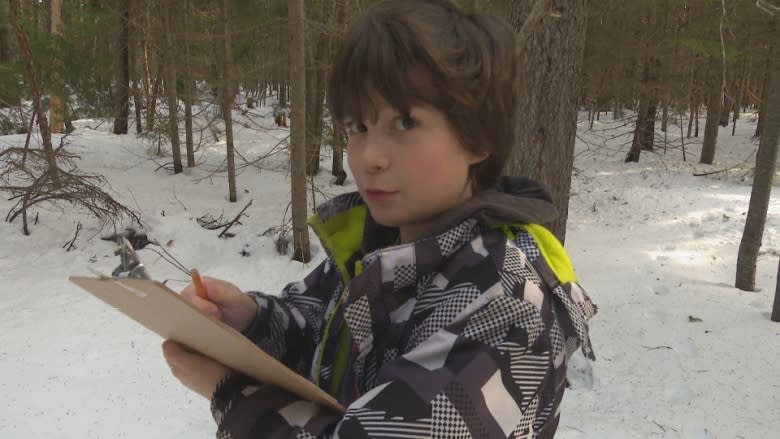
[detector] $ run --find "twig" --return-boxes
[172,184,187,211]
[756,0,779,15]
[641,345,673,350]
[693,148,758,176]
[219,199,253,238]
[197,212,229,230]
[62,222,82,252]
[142,244,191,276]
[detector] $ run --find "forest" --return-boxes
[1,1,779,438]
[0,1,777,296]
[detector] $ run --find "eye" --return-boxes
[345,120,367,134]
[394,115,417,131]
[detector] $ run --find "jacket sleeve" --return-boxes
[240,258,343,375]
[211,288,566,439]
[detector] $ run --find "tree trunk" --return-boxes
[305,36,327,176]
[113,0,130,135]
[508,0,589,243]
[9,0,59,186]
[625,96,648,163]
[328,0,348,186]
[331,121,347,185]
[289,0,311,262]
[162,0,182,173]
[626,58,658,161]
[49,0,65,134]
[661,101,668,133]
[128,0,142,134]
[687,61,696,139]
[143,2,156,133]
[0,1,10,64]
[733,60,750,137]
[630,2,660,158]
[755,46,774,139]
[772,259,779,322]
[147,66,162,132]
[222,0,237,202]
[736,39,779,292]
[183,0,195,167]
[700,60,722,165]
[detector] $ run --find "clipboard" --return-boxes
[69,276,345,413]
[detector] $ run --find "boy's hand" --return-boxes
[162,340,230,399]
[180,276,258,333]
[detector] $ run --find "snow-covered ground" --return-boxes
[0,106,777,438]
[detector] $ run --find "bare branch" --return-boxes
[62,222,83,252]
[1,141,140,234]
[218,199,253,238]
[756,0,780,15]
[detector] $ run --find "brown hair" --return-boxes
[328,0,519,192]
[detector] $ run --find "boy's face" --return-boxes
[346,96,487,243]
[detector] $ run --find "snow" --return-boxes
[1,107,778,438]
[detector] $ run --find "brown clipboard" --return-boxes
[69,276,344,413]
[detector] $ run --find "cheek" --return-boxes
[345,142,356,170]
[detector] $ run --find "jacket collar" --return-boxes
[308,176,558,276]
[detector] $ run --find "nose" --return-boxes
[358,131,391,173]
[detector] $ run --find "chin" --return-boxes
[366,209,403,228]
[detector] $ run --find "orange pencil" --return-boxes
[190,269,208,299]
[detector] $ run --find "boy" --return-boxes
[163,0,596,437]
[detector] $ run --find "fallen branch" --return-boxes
[693,148,758,177]
[1,143,140,234]
[62,222,82,252]
[197,212,229,230]
[218,199,253,238]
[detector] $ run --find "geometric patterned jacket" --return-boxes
[210,177,597,438]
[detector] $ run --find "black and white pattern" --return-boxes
[212,188,597,439]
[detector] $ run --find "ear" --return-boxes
[468,149,491,165]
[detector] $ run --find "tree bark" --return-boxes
[772,259,779,322]
[0,1,10,64]
[331,121,347,185]
[687,61,696,139]
[49,0,65,134]
[626,58,659,162]
[222,0,237,202]
[183,0,195,167]
[328,0,348,185]
[736,37,779,292]
[700,59,722,165]
[128,0,143,134]
[162,0,182,173]
[755,46,774,139]
[508,0,589,243]
[9,0,59,186]
[305,36,327,176]
[289,0,311,262]
[113,0,130,135]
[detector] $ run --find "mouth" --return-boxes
[364,189,398,202]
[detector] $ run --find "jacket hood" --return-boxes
[309,176,558,269]
[414,176,557,240]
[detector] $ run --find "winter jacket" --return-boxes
[210,177,596,439]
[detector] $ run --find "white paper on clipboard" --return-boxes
[69,276,344,413]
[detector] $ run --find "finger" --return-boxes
[180,284,221,316]
[190,294,221,318]
[200,277,241,303]
[163,340,201,369]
